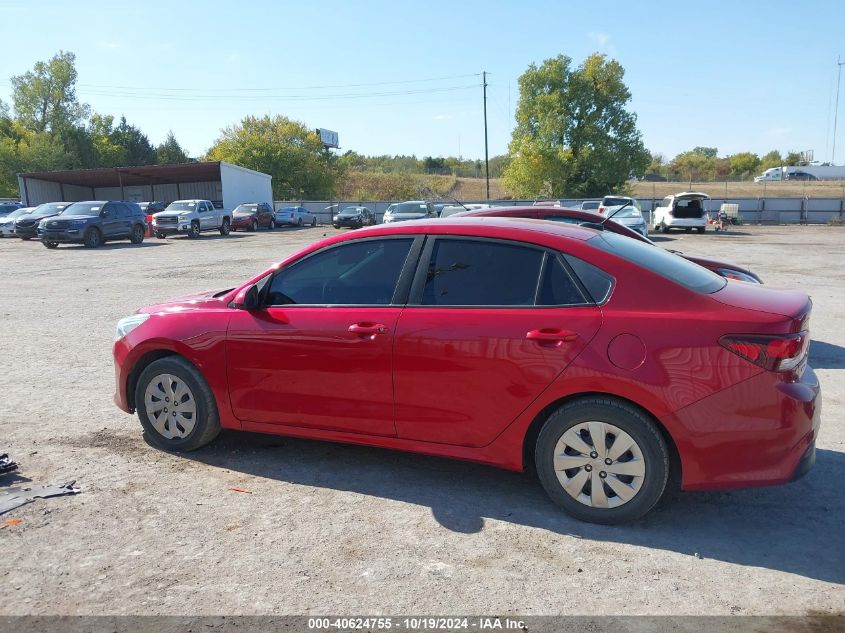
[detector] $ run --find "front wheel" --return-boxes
[268,218,276,230]
[135,356,221,452]
[188,221,200,239]
[130,224,145,244]
[535,397,669,524]
[297,217,303,227]
[42,240,59,249]
[311,217,317,227]
[156,231,167,239]
[219,218,230,236]
[696,227,705,234]
[83,228,102,248]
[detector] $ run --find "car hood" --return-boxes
[138,289,233,314]
[153,211,186,219]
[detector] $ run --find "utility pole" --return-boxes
[833,56,845,164]
[483,71,490,200]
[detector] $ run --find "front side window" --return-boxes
[266,238,414,306]
[421,239,544,306]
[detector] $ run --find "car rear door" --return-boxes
[226,236,422,436]
[101,203,124,238]
[393,236,602,447]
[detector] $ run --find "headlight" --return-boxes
[718,268,761,284]
[179,214,190,220]
[115,313,150,340]
[333,215,339,221]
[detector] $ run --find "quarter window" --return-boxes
[266,238,414,306]
[421,239,544,306]
[538,256,588,306]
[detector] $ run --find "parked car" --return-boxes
[332,206,376,229]
[579,200,601,212]
[38,200,147,248]
[15,202,72,240]
[439,203,491,218]
[0,202,22,216]
[114,218,818,524]
[382,201,437,223]
[151,199,231,238]
[652,192,709,233]
[138,201,166,215]
[452,206,762,283]
[276,206,317,227]
[232,203,276,231]
[0,207,34,237]
[597,196,648,237]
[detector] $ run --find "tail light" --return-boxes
[720,332,809,372]
[597,206,606,214]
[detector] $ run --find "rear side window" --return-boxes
[421,239,543,306]
[588,232,726,294]
[266,238,414,306]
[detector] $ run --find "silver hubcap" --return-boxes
[553,422,645,509]
[144,374,197,439]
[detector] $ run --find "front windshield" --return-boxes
[3,208,31,220]
[390,202,427,215]
[165,202,197,212]
[339,207,361,216]
[31,203,70,218]
[234,204,258,215]
[62,202,105,216]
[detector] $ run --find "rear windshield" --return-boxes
[581,201,600,210]
[588,232,726,294]
[602,197,632,207]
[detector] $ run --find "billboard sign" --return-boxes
[316,128,339,149]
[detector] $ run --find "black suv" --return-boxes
[38,201,147,248]
[15,202,72,240]
[332,206,376,229]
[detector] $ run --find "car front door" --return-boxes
[226,236,421,436]
[100,203,123,238]
[393,236,602,447]
[197,202,212,230]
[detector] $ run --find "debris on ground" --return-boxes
[228,487,253,494]
[0,453,19,475]
[0,481,80,515]
[1,517,24,528]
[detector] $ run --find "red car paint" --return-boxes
[455,206,762,282]
[114,218,819,490]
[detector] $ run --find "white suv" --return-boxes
[652,192,709,233]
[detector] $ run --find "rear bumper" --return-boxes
[662,365,821,490]
[663,217,706,227]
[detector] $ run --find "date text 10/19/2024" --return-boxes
[308,617,527,630]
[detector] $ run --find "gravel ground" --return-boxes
[0,224,842,616]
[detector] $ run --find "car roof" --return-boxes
[602,195,634,200]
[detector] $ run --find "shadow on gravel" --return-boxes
[56,241,168,250]
[809,340,845,370]
[181,431,845,585]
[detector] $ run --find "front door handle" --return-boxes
[348,322,387,337]
[526,328,577,345]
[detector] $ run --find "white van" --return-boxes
[652,192,709,233]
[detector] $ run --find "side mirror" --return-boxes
[232,284,260,310]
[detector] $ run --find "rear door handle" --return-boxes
[348,322,387,336]
[526,328,578,344]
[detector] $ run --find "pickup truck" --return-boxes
[151,199,231,238]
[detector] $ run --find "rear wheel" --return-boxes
[269,218,276,230]
[535,397,669,524]
[135,356,221,452]
[311,217,316,227]
[42,240,59,249]
[250,219,258,232]
[130,224,145,244]
[188,221,200,239]
[659,222,669,233]
[83,227,102,248]
[297,217,303,227]
[696,227,705,234]
[219,218,230,236]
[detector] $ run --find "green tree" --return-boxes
[502,53,649,198]
[112,116,157,165]
[784,150,802,166]
[156,130,189,164]
[668,147,718,181]
[206,115,338,199]
[728,152,760,179]
[691,146,718,159]
[10,51,89,134]
[760,150,783,170]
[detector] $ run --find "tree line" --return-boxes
[1,51,806,202]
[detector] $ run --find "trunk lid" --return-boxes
[712,282,810,329]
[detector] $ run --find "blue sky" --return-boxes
[1,0,844,163]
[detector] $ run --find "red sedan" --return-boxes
[455,206,763,283]
[113,218,819,524]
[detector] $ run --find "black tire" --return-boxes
[188,221,200,239]
[333,224,340,229]
[535,397,669,525]
[42,240,59,249]
[20,237,31,241]
[156,231,167,239]
[219,218,230,236]
[269,218,276,230]
[297,217,303,227]
[83,227,102,248]
[696,227,705,234]
[659,222,669,234]
[130,224,145,244]
[311,217,317,227]
[250,220,258,232]
[135,356,221,452]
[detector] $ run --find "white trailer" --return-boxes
[754,165,845,182]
